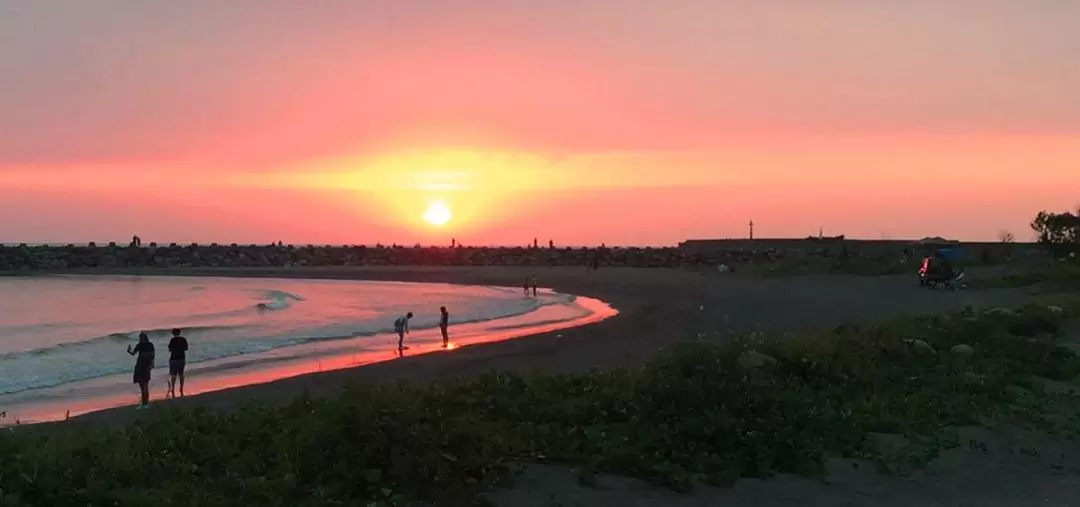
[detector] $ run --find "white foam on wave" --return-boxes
[0,277,590,396]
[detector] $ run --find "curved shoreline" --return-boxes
[15,264,1039,432]
[0,273,618,425]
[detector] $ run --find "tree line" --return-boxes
[1031,207,1080,256]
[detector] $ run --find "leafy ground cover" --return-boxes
[967,261,1080,291]
[2,296,1079,507]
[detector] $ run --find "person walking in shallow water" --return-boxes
[394,312,413,351]
[127,332,155,409]
[167,328,188,398]
[439,306,450,348]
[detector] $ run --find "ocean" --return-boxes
[0,275,611,423]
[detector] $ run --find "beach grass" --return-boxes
[2,296,1080,506]
[967,261,1080,291]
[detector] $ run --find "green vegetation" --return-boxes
[970,261,1080,291]
[1031,208,1079,256]
[2,297,1080,506]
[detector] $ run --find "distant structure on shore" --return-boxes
[0,236,1040,271]
[678,237,1037,258]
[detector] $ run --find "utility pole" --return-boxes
[749,220,754,240]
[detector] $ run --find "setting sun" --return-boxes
[422,201,452,226]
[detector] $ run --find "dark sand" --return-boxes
[18,266,1079,506]
[28,265,1034,426]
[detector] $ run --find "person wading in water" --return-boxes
[167,328,189,398]
[394,312,413,352]
[439,306,450,348]
[127,332,155,409]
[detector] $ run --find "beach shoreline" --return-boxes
[0,270,619,425]
[10,265,1040,431]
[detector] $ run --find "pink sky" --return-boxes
[1,1,1077,245]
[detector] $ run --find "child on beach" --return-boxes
[440,306,450,348]
[126,332,155,409]
[167,328,189,398]
[394,312,413,351]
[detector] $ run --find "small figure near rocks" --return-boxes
[950,344,975,356]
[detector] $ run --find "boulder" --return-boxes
[903,339,937,355]
[950,344,975,356]
[963,371,986,385]
[1046,305,1064,316]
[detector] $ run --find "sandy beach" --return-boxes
[18,264,1034,427]
[9,266,1079,506]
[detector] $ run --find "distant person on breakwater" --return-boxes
[440,306,450,348]
[394,312,413,351]
[167,328,189,398]
[126,332,155,409]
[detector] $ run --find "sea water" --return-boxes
[0,275,610,422]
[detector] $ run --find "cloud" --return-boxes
[1,1,1078,169]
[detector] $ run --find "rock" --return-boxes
[1046,305,1064,316]
[984,308,1015,317]
[1008,315,1058,337]
[951,344,975,356]
[963,371,986,385]
[1006,385,1031,398]
[903,339,937,355]
[738,350,777,369]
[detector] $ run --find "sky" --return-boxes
[1,1,1078,246]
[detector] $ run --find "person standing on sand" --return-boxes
[523,277,530,297]
[394,312,413,351]
[127,332,155,409]
[530,274,537,297]
[167,328,189,398]
[439,306,450,348]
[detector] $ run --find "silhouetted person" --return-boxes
[440,306,450,348]
[127,332,155,409]
[531,274,537,297]
[524,277,531,296]
[167,328,189,398]
[394,312,413,351]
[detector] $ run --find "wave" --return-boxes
[254,288,304,311]
[0,325,238,361]
[0,283,586,397]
